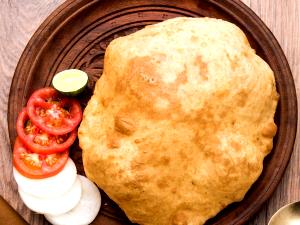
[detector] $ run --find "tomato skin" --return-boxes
[27,87,82,135]
[16,108,77,154]
[13,137,69,179]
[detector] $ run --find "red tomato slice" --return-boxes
[13,137,69,179]
[27,87,82,135]
[17,108,77,154]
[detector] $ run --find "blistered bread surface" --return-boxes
[78,17,279,225]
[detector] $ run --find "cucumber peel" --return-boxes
[52,69,88,96]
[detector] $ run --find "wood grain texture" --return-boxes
[0,0,299,225]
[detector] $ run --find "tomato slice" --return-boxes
[17,108,77,154]
[13,137,69,179]
[27,87,82,135]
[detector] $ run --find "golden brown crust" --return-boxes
[78,17,279,225]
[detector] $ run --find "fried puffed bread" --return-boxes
[79,17,279,225]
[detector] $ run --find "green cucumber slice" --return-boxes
[52,69,88,96]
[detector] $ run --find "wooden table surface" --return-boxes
[0,0,299,225]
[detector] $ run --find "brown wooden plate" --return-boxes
[8,0,297,224]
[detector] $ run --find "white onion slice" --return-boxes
[19,176,81,215]
[13,158,77,198]
[45,175,101,225]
